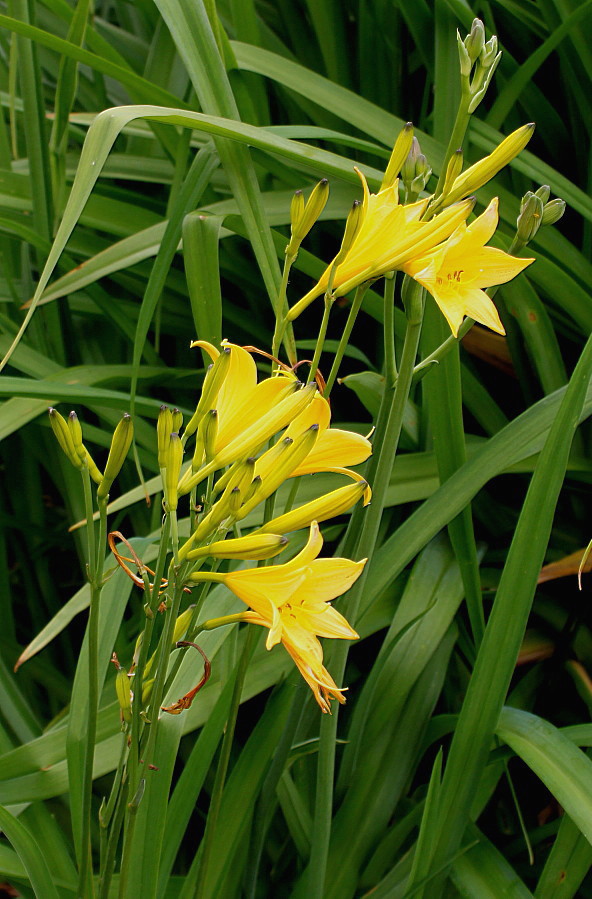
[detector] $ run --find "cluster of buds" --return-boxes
[517,185,566,244]
[49,407,133,500]
[457,18,502,113]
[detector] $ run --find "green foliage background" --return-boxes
[0,0,591,896]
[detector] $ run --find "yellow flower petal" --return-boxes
[403,198,534,336]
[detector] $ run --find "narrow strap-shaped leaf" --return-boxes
[497,707,592,846]
[183,211,224,346]
[0,804,61,899]
[417,332,592,893]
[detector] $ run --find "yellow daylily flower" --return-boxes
[403,198,534,337]
[222,522,365,712]
[289,170,475,319]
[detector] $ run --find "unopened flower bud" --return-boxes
[48,407,82,469]
[542,198,566,227]
[164,432,183,512]
[535,185,551,204]
[290,190,305,233]
[172,408,183,433]
[440,124,534,207]
[441,149,464,200]
[189,533,289,561]
[97,414,133,500]
[184,346,231,439]
[286,179,330,255]
[381,122,414,190]
[464,18,485,63]
[256,479,369,535]
[68,411,85,461]
[332,200,364,269]
[112,656,133,726]
[517,192,544,242]
[457,30,472,78]
[481,35,498,68]
[401,138,431,199]
[157,405,173,469]
[202,410,218,463]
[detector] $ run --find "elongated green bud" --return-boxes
[332,201,364,269]
[97,414,133,500]
[256,480,368,535]
[48,408,83,469]
[541,197,566,227]
[157,405,173,469]
[517,192,544,242]
[112,658,133,726]
[464,18,485,63]
[381,122,414,190]
[164,432,183,512]
[401,137,431,200]
[535,185,551,204]
[286,179,329,255]
[189,533,288,561]
[184,347,231,440]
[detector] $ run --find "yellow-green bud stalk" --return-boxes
[202,410,218,463]
[438,124,535,208]
[97,414,133,500]
[113,662,133,726]
[286,179,329,256]
[157,405,173,469]
[332,201,364,269]
[164,432,183,512]
[188,533,288,561]
[184,347,231,440]
[468,36,501,113]
[255,479,368,535]
[48,408,83,469]
[236,425,320,520]
[380,122,414,190]
[542,197,566,227]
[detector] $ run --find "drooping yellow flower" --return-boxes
[289,170,475,320]
[403,198,534,337]
[222,522,365,712]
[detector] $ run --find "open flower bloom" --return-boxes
[223,522,365,712]
[290,170,475,318]
[402,198,534,337]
